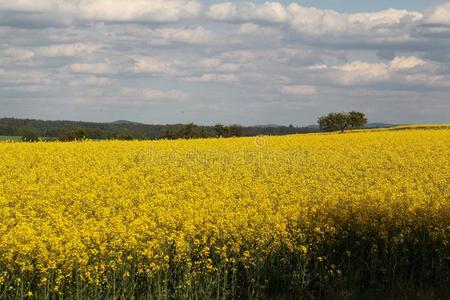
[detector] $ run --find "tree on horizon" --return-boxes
[318,111,368,132]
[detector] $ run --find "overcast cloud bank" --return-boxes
[1,1,449,125]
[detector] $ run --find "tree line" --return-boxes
[0,118,319,142]
[0,112,369,142]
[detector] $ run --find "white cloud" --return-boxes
[68,63,112,74]
[219,50,256,63]
[389,56,426,71]
[131,56,180,75]
[287,4,422,37]
[78,0,202,22]
[281,85,317,95]
[0,0,202,24]
[308,64,328,70]
[0,0,426,42]
[287,4,347,36]
[206,2,235,21]
[1,1,449,124]
[199,58,222,68]
[252,2,289,23]
[336,61,390,85]
[424,3,450,25]
[0,0,423,42]
[0,0,77,28]
[236,22,280,38]
[152,26,215,45]
[184,73,238,82]
[0,0,58,13]
[348,9,423,30]
[237,23,263,35]
[119,87,188,103]
[207,2,423,40]
[0,68,55,86]
[204,2,422,39]
[216,63,241,72]
[73,87,188,106]
[206,2,288,23]
[199,58,241,72]
[69,76,112,87]
[141,89,187,100]
[2,47,35,60]
[38,43,101,57]
[405,74,450,87]
[330,56,433,86]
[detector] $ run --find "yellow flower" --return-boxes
[0,127,448,297]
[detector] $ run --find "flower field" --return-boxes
[0,129,449,299]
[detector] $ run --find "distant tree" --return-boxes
[163,127,176,140]
[214,124,230,137]
[198,127,209,138]
[163,123,202,139]
[58,129,87,141]
[0,124,17,136]
[0,117,324,141]
[114,130,135,141]
[318,112,347,132]
[228,125,243,137]
[21,128,40,142]
[213,124,243,137]
[318,111,367,132]
[181,123,198,139]
[347,111,368,129]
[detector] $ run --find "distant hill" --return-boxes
[306,124,320,129]
[306,123,393,129]
[111,120,141,125]
[253,124,283,128]
[366,123,394,128]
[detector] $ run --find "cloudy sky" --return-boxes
[1,0,450,125]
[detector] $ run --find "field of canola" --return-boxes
[0,128,449,299]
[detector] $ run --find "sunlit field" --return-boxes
[0,128,449,299]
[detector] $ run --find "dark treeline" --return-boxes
[0,118,320,141]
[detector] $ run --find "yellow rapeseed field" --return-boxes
[0,129,449,298]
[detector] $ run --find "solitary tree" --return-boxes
[318,111,367,132]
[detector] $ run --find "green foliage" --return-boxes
[164,123,211,139]
[214,124,230,137]
[114,130,135,141]
[58,129,87,142]
[0,118,320,142]
[21,128,40,142]
[214,124,243,137]
[347,111,368,129]
[228,125,243,137]
[318,111,368,132]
